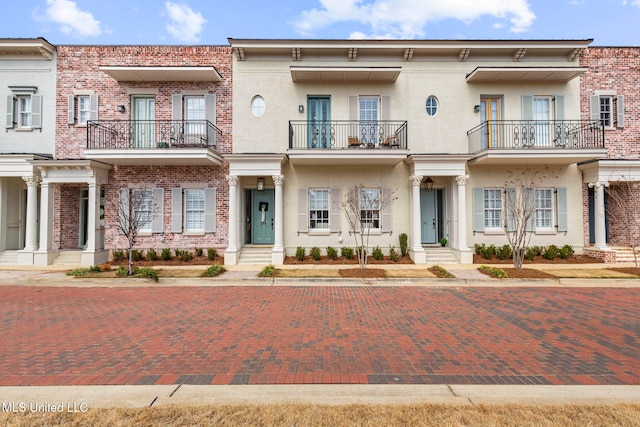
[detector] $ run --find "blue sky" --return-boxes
[3,0,640,46]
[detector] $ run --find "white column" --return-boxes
[456,175,469,251]
[225,175,239,264]
[22,175,41,252]
[409,175,425,263]
[590,181,609,249]
[37,182,53,256]
[86,183,98,252]
[272,175,285,264]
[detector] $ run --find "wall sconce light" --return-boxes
[421,176,435,191]
[473,104,481,113]
[298,105,304,113]
[257,177,265,191]
[117,105,126,113]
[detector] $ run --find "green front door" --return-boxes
[252,189,275,244]
[421,189,437,244]
[307,96,331,148]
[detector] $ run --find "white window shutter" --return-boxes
[298,188,308,233]
[557,187,567,232]
[205,94,216,124]
[205,188,217,233]
[118,189,129,235]
[590,95,600,122]
[171,188,182,233]
[381,188,393,233]
[472,188,484,232]
[31,94,42,129]
[6,95,14,129]
[617,95,624,128]
[89,94,99,121]
[172,94,182,121]
[68,95,75,124]
[330,188,341,233]
[152,188,164,233]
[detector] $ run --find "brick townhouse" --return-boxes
[579,47,640,262]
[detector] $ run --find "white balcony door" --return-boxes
[359,96,379,145]
[533,96,551,146]
[132,96,155,148]
[184,96,206,140]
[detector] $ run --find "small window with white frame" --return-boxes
[77,95,91,125]
[535,188,554,230]
[7,86,42,131]
[599,96,613,128]
[17,95,32,128]
[483,188,503,230]
[309,189,329,230]
[132,189,154,233]
[184,189,205,232]
[360,188,381,229]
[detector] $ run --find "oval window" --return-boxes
[425,96,438,117]
[251,95,265,117]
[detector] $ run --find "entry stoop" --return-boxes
[423,247,459,264]
[612,247,639,264]
[52,250,83,266]
[0,250,18,266]
[237,246,273,264]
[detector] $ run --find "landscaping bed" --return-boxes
[338,268,387,278]
[284,255,414,265]
[473,254,602,265]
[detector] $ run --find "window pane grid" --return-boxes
[185,189,205,231]
[78,96,90,124]
[535,189,553,229]
[360,189,380,229]
[600,96,612,127]
[133,190,153,232]
[484,189,502,229]
[18,96,32,128]
[309,189,329,229]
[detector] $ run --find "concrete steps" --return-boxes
[237,246,273,265]
[423,247,459,264]
[612,247,640,264]
[0,250,18,266]
[52,250,83,266]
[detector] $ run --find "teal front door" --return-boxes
[421,189,437,244]
[252,189,275,244]
[307,96,331,148]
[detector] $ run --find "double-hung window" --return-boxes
[535,189,553,230]
[133,189,154,233]
[599,96,613,128]
[6,87,42,131]
[483,188,503,230]
[184,189,205,232]
[17,96,32,128]
[309,189,329,229]
[78,95,91,125]
[360,188,380,229]
[590,93,624,129]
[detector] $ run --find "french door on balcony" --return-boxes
[532,96,552,146]
[132,96,155,148]
[480,97,502,149]
[307,96,331,148]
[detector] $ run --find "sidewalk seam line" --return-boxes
[169,384,182,397]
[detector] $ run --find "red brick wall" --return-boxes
[55,45,233,159]
[103,165,229,252]
[54,185,81,250]
[606,183,640,247]
[580,47,640,245]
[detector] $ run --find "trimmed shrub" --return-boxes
[481,244,496,260]
[131,250,143,262]
[479,265,508,279]
[341,247,354,260]
[161,248,172,261]
[146,248,159,261]
[372,245,384,261]
[134,266,159,282]
[399,233,408,256]
[326,246,338,260]
[116,266,128,277]
[389,245,399,262]
[111,250,125,262]
[559,244,575,260]
[258,264,276,277]
[295,247,306,261]
[66,268,90,277]
[496,244,512,260]
[543,244,560,260]
[202,265,226,277]
[207,248,218,261]
[179,251,194,262]
[195,247,203,257]
[310,246,321,261]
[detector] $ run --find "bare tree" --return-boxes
[503,168,556,269]
[342,185,396,269]
[606,178,640,268]
[114,187,160,276]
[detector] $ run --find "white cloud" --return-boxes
[43,0,101,38]
[294,0,536,38]
[165,1,207,43]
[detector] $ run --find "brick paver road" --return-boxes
[1,286,638,386]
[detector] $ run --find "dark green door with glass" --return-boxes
[307,96,330,148]
[251,189,275,244]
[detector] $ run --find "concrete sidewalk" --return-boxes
[1,385,639,408]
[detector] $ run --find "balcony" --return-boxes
[467,120,607,165]
[85,120,223,166]
[288,120,408,166]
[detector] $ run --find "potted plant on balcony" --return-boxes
[439,238,447,247]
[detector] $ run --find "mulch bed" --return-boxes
[607,267,640,277]
[109,256,225,267]
[284,255,414,265]
[473,254,603,264]
[338,268,387,278]
[477,267,557,279]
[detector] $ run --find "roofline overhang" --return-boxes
[99,66,222,82]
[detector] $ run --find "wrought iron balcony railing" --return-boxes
[467,120,604,153]
[289,120,408,150]
[87,120,222,151]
